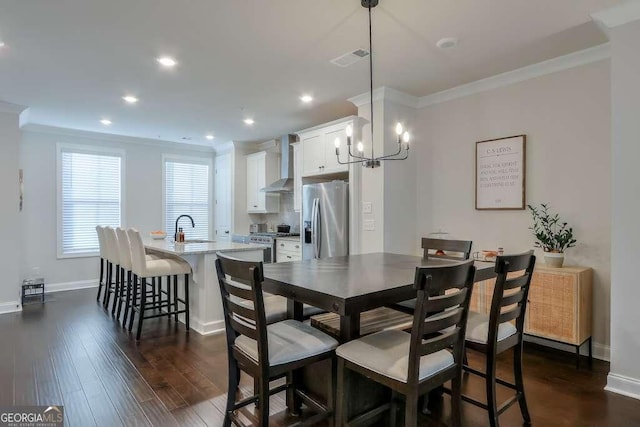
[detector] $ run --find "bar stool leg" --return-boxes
[116,267,126,321]
[111,264,120,316]
[97,258,104,301]
[184,274,190,332]
[123,271,132,328]
[128,275,138,332]
[104,262,112,308]
[173,274,179,323]
[136,278,147,340]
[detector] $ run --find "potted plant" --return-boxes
[527,203,577,267]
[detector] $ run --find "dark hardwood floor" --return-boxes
[1,288,639,426]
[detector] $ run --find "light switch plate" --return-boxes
[363,202,373,214]
[363,220,375,231]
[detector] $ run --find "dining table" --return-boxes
[261,252,497,421]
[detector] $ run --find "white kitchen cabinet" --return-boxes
[275,238,302,263]
[246,151,280,213]
[292,142,302,212]
[298,116,361,178]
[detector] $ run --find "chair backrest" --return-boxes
[103,226,120,265]
[422,238,472,261]
[126,228,147,276]
[487,251,536,347]
[407,260,476,385]
[115,227,133,270]
[215,252,269,367]
[96,226,106,258]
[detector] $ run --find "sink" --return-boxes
[178,239,214,244]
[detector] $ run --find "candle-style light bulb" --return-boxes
[357,141,364,152]
[403,131,410,143]
[395,123,403,136]
[346,125,353,138]
[334,137,341,148]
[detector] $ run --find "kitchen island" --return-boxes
[144,239,266,335]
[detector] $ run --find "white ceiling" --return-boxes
[0,0,618,146]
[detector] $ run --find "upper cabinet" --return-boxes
[292,142,302,212]
[298,116,361,178]
[246,151,280,213]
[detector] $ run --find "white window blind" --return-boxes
[60,149,122,256]
[164,160,210,240]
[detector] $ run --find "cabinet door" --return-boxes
[255,154,266,211]
[293,144,302,212]
[324,127,349,173]
[246,155,258,211]
[525,271,577,343]
[301,134,325,177]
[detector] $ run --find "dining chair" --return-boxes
[215,252,338,427]
[462,251,536,427]
[391,238,473,315]
[335,260,476,427]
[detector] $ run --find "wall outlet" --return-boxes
[362,202,373,214]
[363,220,375,231]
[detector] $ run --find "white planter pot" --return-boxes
[544,252,564,268]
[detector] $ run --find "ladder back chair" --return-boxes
[463,251,536,427]
[335,261,476,427]
[215,252,338,427]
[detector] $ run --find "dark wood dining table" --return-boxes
[262,252,496,342]
[261,252,497,422]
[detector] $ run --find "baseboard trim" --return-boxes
[46,279,99,294]
[190,317,225,336]
[606,373,640,400]
[524,335,610,361]
[0,300,22,315]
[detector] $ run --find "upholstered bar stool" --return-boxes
[127,228,192,340]
[115,227,164,327]
[95,226,108,303]
[102,227,121,312]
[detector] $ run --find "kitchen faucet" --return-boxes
[175,215,195,241]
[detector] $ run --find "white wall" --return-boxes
[608,18,640,398]
[414,60,612,355]
[19,129,214,287]
[0,111,22,310]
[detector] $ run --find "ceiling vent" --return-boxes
[330,49,369,67]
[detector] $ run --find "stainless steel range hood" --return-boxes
[261,134,296,193]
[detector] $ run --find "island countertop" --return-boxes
[144,239,268,256]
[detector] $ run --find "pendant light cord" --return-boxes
[368,4,374,160]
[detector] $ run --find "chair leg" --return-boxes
[116,268,125,320]
[97,258,104,301]
[136,278,147,340]
[327,355,337,427]
[128,276,138,332]
[335,358,346,426]
[123,271,132,328]
[224,357,240,427]
[486,351,499,427]
[104,263,112,308]
[258,375,270,426]
[173,275,179,323]
[184,274,190,332]
[451,374,463,427]
[389,390,399,427]
[404,394,418,427]
[111,265,120,316]
[514,344,531,424]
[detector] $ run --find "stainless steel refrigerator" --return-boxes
[302,181,349,260]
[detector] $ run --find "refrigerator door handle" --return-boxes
[312,198,320,259]
[314,198,321,258]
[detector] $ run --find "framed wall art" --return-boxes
[475,135,526,210]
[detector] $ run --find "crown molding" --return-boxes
[21,123,216,152]
[0,101,27,114]
[213,141,235,155]
[417,43,610,108]
[295,115,363,135]
[348,87,419,108]
[592,1,640,29]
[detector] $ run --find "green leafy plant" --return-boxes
[527,203,577,253]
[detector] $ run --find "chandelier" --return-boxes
[335,0,411,169]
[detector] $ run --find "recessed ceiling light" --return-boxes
[244,118,255,125]
[122,95,138,104]
[157,56,177,68]
[100,119,112,125]
[0,41,5,48]
[300,94,313,103]
[205,134,214,140]
[436,37,458,49]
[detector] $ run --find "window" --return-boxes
[164,157,211,240]
[57,145,124,257]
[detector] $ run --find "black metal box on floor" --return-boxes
[22,277,45,305]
